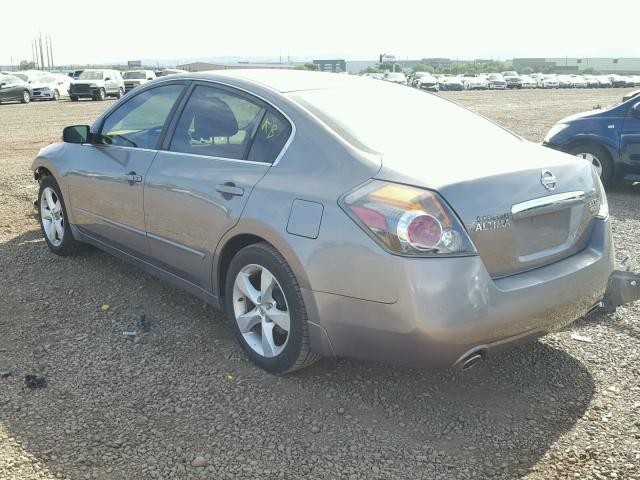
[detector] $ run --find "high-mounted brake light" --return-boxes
[340,180,476,257]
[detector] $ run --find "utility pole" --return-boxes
[39,32,45,71]
[45,36,51,70]
[48,35,54,70]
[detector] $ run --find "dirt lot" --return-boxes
[1,89,639,480]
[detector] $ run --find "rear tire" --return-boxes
[70,96,79,102]
[37,176,82,256]
[116,87,123,99]
[567,143,614,186]
[224,243,320,373]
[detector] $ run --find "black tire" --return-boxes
[567,143,614,186]
[224,243,320,373]
[52,89,60,101]
[21,90,31,103]
[116,87,123,99]
[95,88,106,101]
[37,176,82,256]
[70,96,79,102]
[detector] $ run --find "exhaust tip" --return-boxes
[460,353,483,371]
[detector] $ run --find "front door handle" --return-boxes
[123,171,143,183]
[215,183,244,197]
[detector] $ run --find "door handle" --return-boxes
[215,183,244,197]
[123,171,143,183]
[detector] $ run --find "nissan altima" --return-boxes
[32,70,639,373]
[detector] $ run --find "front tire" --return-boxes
[38,176,82,256]
[21,90,31,103]
[94,88,106,101]
[567,143,614,186]
[224,243,319,373]
[52,89,60,101]
[70,96,79,102]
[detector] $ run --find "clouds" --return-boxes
[1,0,638,66]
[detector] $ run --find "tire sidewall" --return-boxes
[224,245,305,373]
[22,90,30,103]
[38,176,75,255]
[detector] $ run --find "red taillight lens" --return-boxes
[404,212,442,251]
[340,180,475,257]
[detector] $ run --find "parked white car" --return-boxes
[30,74,72,101]
[462,75,488,90]
[537,74,559,89]
[383,72,407,85]
[122,70,157,93]
[519,75,537,88]
[569,75,588,88]
[14,70,48,84]
[69,69,125,101]
[557,75,573,88]
[595,75,612,88]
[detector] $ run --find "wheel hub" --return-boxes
[232,264,290,358]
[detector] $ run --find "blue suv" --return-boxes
[543,89,640,186]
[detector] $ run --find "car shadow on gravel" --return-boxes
[1,229,595,479]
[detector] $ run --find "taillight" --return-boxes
[340,180,476,257]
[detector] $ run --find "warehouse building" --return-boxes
[512,58,640,74]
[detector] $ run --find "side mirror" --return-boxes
[63,125,91,144]
[0,82,5,88]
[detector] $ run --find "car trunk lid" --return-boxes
[376,142,600,278]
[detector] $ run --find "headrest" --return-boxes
[189,96,238,138]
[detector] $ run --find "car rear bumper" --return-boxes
[305,218,614,368]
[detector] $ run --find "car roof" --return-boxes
[171,69,361,93]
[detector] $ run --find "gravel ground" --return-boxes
[1,89,639,480]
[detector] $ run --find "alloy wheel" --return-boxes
[232,264,290,358]
[23,91,30,103]
[576,152,603,177]
[40,187,64,247]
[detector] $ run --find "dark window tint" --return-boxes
[169,85,265,160]
[100,84,184,149]
[247,110,292,163]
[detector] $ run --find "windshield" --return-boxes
[123,71,146,79]
[78,71,104,80]
[13,73,27,82]
[288,82,518,155]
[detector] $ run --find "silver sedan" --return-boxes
[32,70,637,373]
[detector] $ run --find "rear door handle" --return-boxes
[215,183,244,197]
[123,171,143,183]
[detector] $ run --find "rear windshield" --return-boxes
[78,71,104,80]
[288,82,520,154]
[123,71,146,79]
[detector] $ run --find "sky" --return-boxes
[1,0,639,67]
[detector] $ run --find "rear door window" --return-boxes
[168,85,266,160]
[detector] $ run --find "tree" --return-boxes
[521,67,534,75]
[359,66,383,74]
[412,64,434,74]
[294,62,319,71]
[19,60,36,70]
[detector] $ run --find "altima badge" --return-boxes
[540,170,557,191]
[474,213,511,232]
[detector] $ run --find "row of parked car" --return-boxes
[0,68,187,104]
[367,70,640,92]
